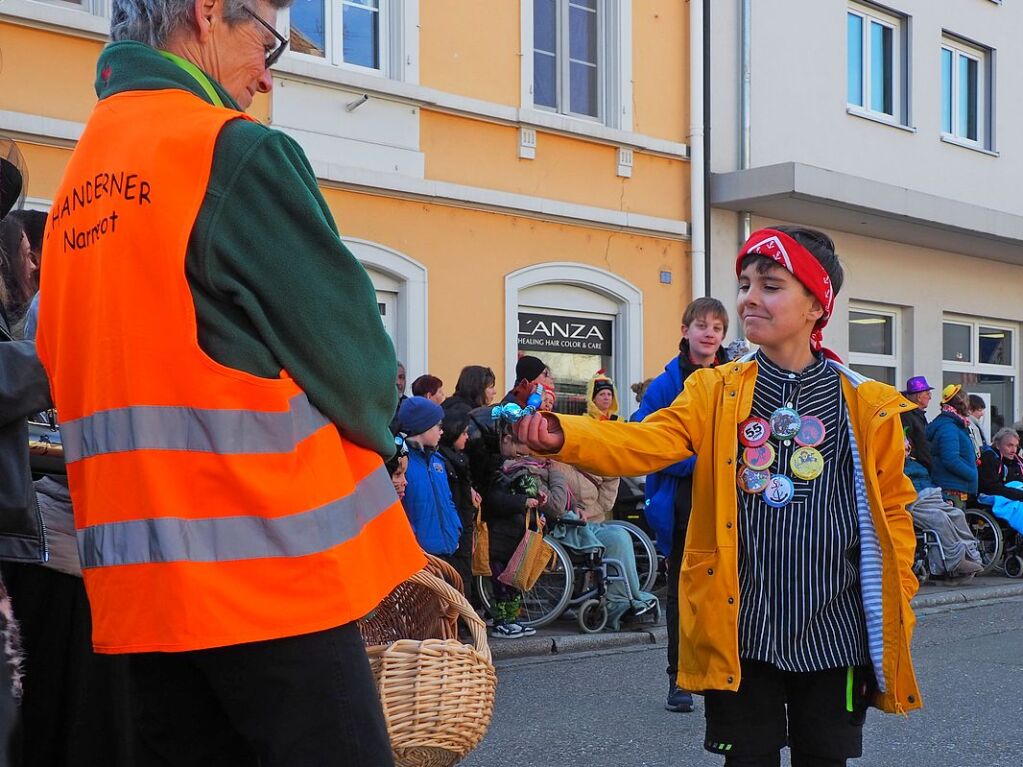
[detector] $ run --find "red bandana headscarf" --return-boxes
[735,228,841,363]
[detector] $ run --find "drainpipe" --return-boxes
[739,0,752,244]
[689,0,706,299]
[702,0,712,296]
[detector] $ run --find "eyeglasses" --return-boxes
[244,7,289,69]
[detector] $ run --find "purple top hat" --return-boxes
[901,376,934,395]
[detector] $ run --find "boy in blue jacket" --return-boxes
[397,396,462,559]
[632,297,730,713]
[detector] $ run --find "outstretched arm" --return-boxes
[517,379,707,477]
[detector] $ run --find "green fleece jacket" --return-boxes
[93,42,398,457]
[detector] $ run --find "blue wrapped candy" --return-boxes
[492,384,545,424]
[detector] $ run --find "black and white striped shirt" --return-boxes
[737,351,869,672]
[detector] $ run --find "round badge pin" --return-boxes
[790,446,825,481]
[743,443,776,471]
[737,466,771,494]
[763,474,795,508]
[795,415,826,447]
[738,417,770,448]
[769,407,802,440]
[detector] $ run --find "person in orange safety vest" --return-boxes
[36,1,423,764]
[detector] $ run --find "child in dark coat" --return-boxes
[437,408,478,594]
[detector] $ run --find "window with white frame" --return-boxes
[941,35,992,148]
[525,0,630,128]
[533,0,600,118]
[848,305,899,386]
[39,0,107,12]
[847,3,906,123]
[289,0,387,72]
[943,317,1017,430]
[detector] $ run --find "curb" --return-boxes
[492,625,667,661]
[911,580,1023,609]
[492,583,1023,661]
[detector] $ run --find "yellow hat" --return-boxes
[941,383,962,404]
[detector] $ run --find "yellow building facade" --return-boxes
[0,0,692,416]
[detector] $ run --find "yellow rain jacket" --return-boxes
[548,358,922,714]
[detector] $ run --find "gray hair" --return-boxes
[111,0,290,49]
[992,427,1019,447]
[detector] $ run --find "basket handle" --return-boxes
[406,569,493,664]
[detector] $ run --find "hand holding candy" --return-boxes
[515,413,565,454]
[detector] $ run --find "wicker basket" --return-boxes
[359,556,497,767]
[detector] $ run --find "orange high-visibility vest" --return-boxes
[37,88,424,654]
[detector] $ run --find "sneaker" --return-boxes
[666,683,694,713]
[510,622,536,637]
[490,622,525,639]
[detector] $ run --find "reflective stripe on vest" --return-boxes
[61,392,329,463]
[78,463,394,568]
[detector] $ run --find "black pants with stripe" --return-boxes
[129,622,393,767]
[704,660,871,767]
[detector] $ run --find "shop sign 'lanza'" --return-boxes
[518,312,613,355]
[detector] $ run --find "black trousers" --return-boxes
[1,562,134,767]
[129,623,393,767]
[704,660,869,766]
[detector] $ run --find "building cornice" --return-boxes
[711,161,1023,263]
[1,108,689,240]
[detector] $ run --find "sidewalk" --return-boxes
[491,575,1023,661]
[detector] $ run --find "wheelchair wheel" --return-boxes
[604,519,660,592]
[1004,554,1023,579]
[964,507,1004,576]
[577,598,608,634]
[474,537,575,629]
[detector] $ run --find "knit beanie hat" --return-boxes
[515,355,547,383]
[398,396,444,437]
[592,379,614,398]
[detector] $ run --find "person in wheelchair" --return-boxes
[977,428,1023,538]
[904,439,983,578]
[496,423,657,630]
[978,428,1023,503]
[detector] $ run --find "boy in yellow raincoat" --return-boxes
[516,226,920,767]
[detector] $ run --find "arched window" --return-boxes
[506,262,643,417]
[344,238,428,382]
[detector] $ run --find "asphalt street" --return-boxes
[463,597,1023,767]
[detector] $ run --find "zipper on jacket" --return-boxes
[33,489,49,563]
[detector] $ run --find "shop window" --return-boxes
[942,316,1017,431]
[505,264,643,420]
[848,305,899,386]
[942,321,972,363]
[518,310,613,415]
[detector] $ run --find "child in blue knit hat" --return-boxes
[397,397,462,559]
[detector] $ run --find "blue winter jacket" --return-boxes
[925,411,978,495]
[633,346,731,554]
[402,444,462,556]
